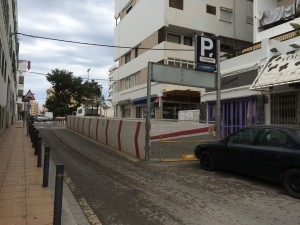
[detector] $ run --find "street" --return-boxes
[37,124,300,225]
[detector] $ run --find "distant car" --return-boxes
[35,115,47,122]
[194,125,300,199]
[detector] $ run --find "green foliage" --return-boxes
[45,69,104,116]
[290,23,300,36]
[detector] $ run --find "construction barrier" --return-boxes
[67,116,145,160]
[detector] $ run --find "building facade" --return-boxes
[201,0,300,138]
[0,0,19,133]
[110,0,254,119]
[16,60,30,119]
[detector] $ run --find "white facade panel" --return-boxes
[165,0,252,42]
[114,0,166,60]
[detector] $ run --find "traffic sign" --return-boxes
[24,90,35,101]
[195,36,217,65]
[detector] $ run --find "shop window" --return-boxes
[136,106,143,118]
[167,33,181,44]
[220,7,233,23]
[169,0,183,10]
[207,5,216,15]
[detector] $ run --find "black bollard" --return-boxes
[53,164,64,225]
[37,137,42,167]
[42,147,50,187]
[34,130,39,155]
[31,127,36,146]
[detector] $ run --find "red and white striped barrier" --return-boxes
[67,116,145,160]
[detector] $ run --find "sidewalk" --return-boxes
[0,121,89,225]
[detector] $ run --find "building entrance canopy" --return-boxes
[250,49,300,90]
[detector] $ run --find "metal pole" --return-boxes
[145,62,152,162]
[53,164,64,225]
[100,85,102,117]
[43,146,50,187]
[216,38,221,140]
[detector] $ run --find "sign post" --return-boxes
[195,35,221,139]
[23,90,35,136]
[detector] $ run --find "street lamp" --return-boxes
[87,69,91,82]
[99,84,103,117]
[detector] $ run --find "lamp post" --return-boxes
[87,69,91,82]
[99,84,103,117]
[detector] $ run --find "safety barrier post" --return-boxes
[53,164,64,225]
[37,137,42,167]
[31,127,36,146]
[34,130,39,155]
[42,146,50,187]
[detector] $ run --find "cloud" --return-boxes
[18,0,115,110]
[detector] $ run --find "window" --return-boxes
[135,47,139,58]
[257,129,288,147]
[126,5,132,14]
[167,33,181,44]
[184,36,192,46]
[220,7,233,23]
[125,77,130,90]
[169,0,183,10]
[125,52,131,64]
[228,128,259,145]
[133,74,138,86]
[207,5,216,15]
[136,106,143,118]
[167,58,195,69]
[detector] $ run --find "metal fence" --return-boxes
[150,119,214,161]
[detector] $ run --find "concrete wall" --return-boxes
[67,116,146,160]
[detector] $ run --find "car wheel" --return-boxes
[283,169,300,199]
[200,151,215,171]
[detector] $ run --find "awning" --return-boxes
[250,49,300,90]
[132,95,158,105]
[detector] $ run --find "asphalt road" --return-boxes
[38,126,300,225]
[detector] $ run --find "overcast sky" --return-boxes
[18,0,115,110]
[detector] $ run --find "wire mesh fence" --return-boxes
[149,119,215,161]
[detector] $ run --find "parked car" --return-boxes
[194,125,300,198]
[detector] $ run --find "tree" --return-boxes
[82,80,101,115]
[45,69,104,117]
[45,69,84,116]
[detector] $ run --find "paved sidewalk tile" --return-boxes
[0,121,54,225]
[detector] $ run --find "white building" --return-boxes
[0,0,19,133]
[17,60,30,119]
[110,0,254,119]
[201,0,300,138]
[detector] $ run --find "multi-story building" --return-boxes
[0,0,19,133]
[16,60,30,119]
[110,0,254,119]
[29,100,39,116]
[201,0,300,138]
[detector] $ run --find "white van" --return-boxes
[44,112,54,121]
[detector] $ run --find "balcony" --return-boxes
[258,1,300,32]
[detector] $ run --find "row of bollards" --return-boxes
[28,122,64,225]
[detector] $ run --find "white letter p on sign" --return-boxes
[201,37,213,56]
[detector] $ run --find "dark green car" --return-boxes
[194,125,300,199]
